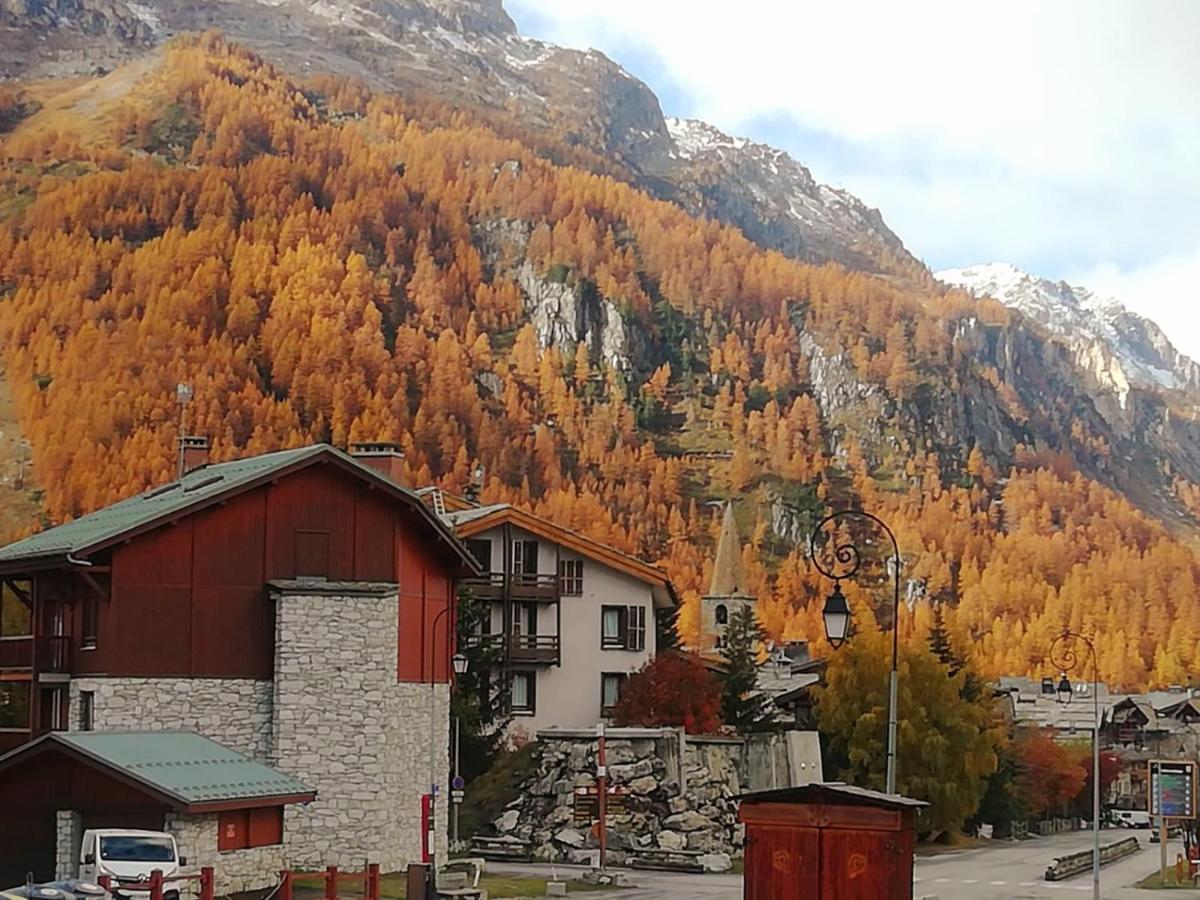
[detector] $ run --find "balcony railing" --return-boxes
[461,572,560,601]
[0,636,32,670]
[0,635,70,672]
[466,633,561,665]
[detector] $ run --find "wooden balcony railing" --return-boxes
[0,635,70,672]
[0,636,32,670]
[466,633,560,665]
[461,572,560,601]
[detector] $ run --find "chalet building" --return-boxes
[0,443,478,891]
[423,498,678,735]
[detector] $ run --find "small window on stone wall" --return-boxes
[218,808,283,851]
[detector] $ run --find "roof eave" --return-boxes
[186,791,317,813]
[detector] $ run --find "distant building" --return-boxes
[426,498,678,735]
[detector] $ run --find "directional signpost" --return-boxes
[1149,760,1197,882]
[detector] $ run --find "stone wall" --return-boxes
[67,678,273,761]
[164,813,286,896]
[493,728,821,870]
[270,582,448,871]
[55,810,82,878]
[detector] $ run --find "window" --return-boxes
[218,808,283,852]
[601,673,627,716]
[466,539,492,571]
[558,559,584,596]
[601,605,646,651]
[79,690,94,731]
[81,595,98,650]
[511,602,537,636]
[0,681,30,730]
[0,579,32,637]
[714,603,728,626]
[39,686,66,732]
[512,540,538,575]
[510,672,535,715]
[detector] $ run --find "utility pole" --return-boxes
[596,722,607,871]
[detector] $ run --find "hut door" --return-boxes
[820,829,905,900]
[744,825,820,899]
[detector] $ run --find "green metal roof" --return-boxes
[0,444,478,572]
[1,731,315,808]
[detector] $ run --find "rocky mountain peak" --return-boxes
[937,262,1200,407]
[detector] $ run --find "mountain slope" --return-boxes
[3,36,1200,690]
[0,0,921,277]
[938,262,1200,408]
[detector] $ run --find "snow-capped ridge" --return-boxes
[937,262,1200,407]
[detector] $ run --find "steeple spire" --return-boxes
[709,501,745,596]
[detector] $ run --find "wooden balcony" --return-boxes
[461,572,560,602]
[0,635,70,672]
[467,633,560,665]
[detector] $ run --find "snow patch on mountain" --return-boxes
[937,262,1200,407]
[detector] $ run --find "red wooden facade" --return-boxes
[738,786,925,900]
[0,448,474,752]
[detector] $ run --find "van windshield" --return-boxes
[99,836,176,862]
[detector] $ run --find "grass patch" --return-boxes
[1135,870,1199,889]
[459,742,539,839]
[294,871,613,898]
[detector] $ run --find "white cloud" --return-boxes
[508,0,1200,351]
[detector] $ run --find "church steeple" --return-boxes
[709,501,745,596]
[699,501,756,653]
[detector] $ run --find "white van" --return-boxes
[1112,809,1151,828]
[78,831,185,900]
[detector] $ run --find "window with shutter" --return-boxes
[625,605,646,651]
[601,606,626,648]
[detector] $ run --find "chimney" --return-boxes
[179,435,209,476]
[463,464,484,506]
[350,442,406,485]
[1041,676,1055,696]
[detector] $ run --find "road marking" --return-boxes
[934,878,950,883]
[962,879,978,884]
[1020,882,1039,887]
[988,881,1007,885]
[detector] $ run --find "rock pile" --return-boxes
[488,732,742,872]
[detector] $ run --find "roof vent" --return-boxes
[183,474,225,493]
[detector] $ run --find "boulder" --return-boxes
[546,805,574,827]
[628,775,658,794]
[495,809,520,832]
[687,830,717,852]
[555,827,586,848]
[533,843,559,862]
[609,759,653,782]
[665,810,714,832]
[698,852,733,873]
[657,830,686,850]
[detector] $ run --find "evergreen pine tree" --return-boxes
[719,605,776,732]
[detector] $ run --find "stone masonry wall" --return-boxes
[164,813,286,896]
[271,585,449,871]
[55,810,82,878]
[67,678,273,761]
[492,730,746,872]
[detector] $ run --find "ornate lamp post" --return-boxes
[810,510,901,794]
[427,608,469,899]
[1049,629,1100,900]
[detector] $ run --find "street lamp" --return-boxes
[821,582,851,649]
[1049,630,1100,900]
[427,608,467,900]
[810,509,902,795]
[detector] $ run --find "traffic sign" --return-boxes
[1149,760,1197,819]
[451,790,464,803]
[451,775,465,791]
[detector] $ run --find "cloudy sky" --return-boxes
[507,0,1200,359]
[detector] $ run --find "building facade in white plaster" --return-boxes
[270,581,449,871]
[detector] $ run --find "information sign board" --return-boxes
[1149,759,1197,819]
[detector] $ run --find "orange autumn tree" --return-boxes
[1012,728,1088,819]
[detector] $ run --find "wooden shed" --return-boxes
[738,783,927,900]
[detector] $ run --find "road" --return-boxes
[487,830,1197,899]
[913,830,1190,899]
